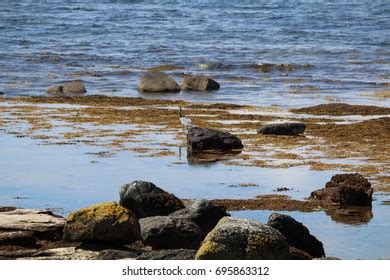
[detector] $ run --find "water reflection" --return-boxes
[325,206,373,225]
[187,149,242,165]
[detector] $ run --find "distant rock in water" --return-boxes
[119,180,184,218]
[195,217,289,260]
[181,75,220,91]
[267,213,325,258]
[258,122,306,136]
[187,127,243,151]
[140,216,202,250]
[0,91,4,95]
[311,173,373,207]
[170,199,229,238]
[138,71,180,93]
[63,202,141,244]
[47,81,86,94]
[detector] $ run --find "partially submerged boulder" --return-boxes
[0,208,65,240]
[170,199,229,238]
[181,75,220,91]
[195,217,289,260]
[119,180,184,218]
[63,202,141,244]
[267,213,325,258]
[258,122,306,135]
[47,81,86,94]
[138,71,180,93]
[187,127,243,151]
[140,216,202,250]
[311,173,373,206]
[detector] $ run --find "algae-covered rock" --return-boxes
[195,217,289,260]
[63,202,141,244]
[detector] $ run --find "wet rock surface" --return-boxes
[119,180,185,218]
[136,249,196,260]
[258,122,306,135]
[187,127,243,151]
[195,217,289,260]
[138,71,180,93]
[267,213,325,258]
[311,173,373,206]
[47,81,86,94]
[170,199,229,238]
[181,75,220,91]
[63,202,141,244]
[140,216,202,250]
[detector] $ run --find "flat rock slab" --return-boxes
[0,209,65,233]
[22,247,100,260]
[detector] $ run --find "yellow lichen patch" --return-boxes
[195,240,222,260]
[67,202,131,223]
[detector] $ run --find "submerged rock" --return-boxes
[258,122,306,136]
[195,217,289,260]
[181,75,220,91]
[311,173,373,206]
[138,71,180,93]
[267,213,325,258]
[140,216,202,250]
[136,249,196,260]
[119,180,184,218]
[47,81,86,94]
[0,208,65,240]
[63,202,141,244]
[170,199,229,238]
[187,127,243,151]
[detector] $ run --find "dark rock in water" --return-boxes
[195,217,290,260]
[0,231,37,247]
[289,246,313,260]
[119,180,184,218]
[267,213,325,258]
[136,249,196,260]
[170,199,229,238]
[140,216,202,250]
[63,202,141,244]
[258,122,306,135]
[311,173,373,206]
[187,127,243,151]
[181,75,220,91]
[138,71,180,93]
[47,81,86,94]
[97,249,139,260]
[0,91,5,95]
[0,208,65,240]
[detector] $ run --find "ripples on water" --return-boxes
[0,0,389,107]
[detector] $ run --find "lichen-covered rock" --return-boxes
[170,199,229,238]
[138,71,180,93]
[136,249,196,260]
[140,216,202,250]
[195,217,289,260]
[267,213,325,258]
[181,75,220,91]
[311,173,373,206]
[63,202,141,244]
[258,122,306,135]
[47,81,86,94]
[119,180,184,218]
[187,127,243,151]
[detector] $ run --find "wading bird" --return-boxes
[179,106,192,131]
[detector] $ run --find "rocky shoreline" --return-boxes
[0,174,374,260]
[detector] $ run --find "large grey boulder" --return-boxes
[267,213,325,258]
[138,71,180,93]
[170,199,229,238]
[140,216,202,250]
[119,180,184,218]
[63,202,141,245]
[181,75,220,91]
[195,217,289,260]
[47,81,86,94]
[258,122,306,136]
[187,127,243,151]
[311,173,373,206]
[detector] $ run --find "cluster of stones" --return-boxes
[1,179,342,260]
